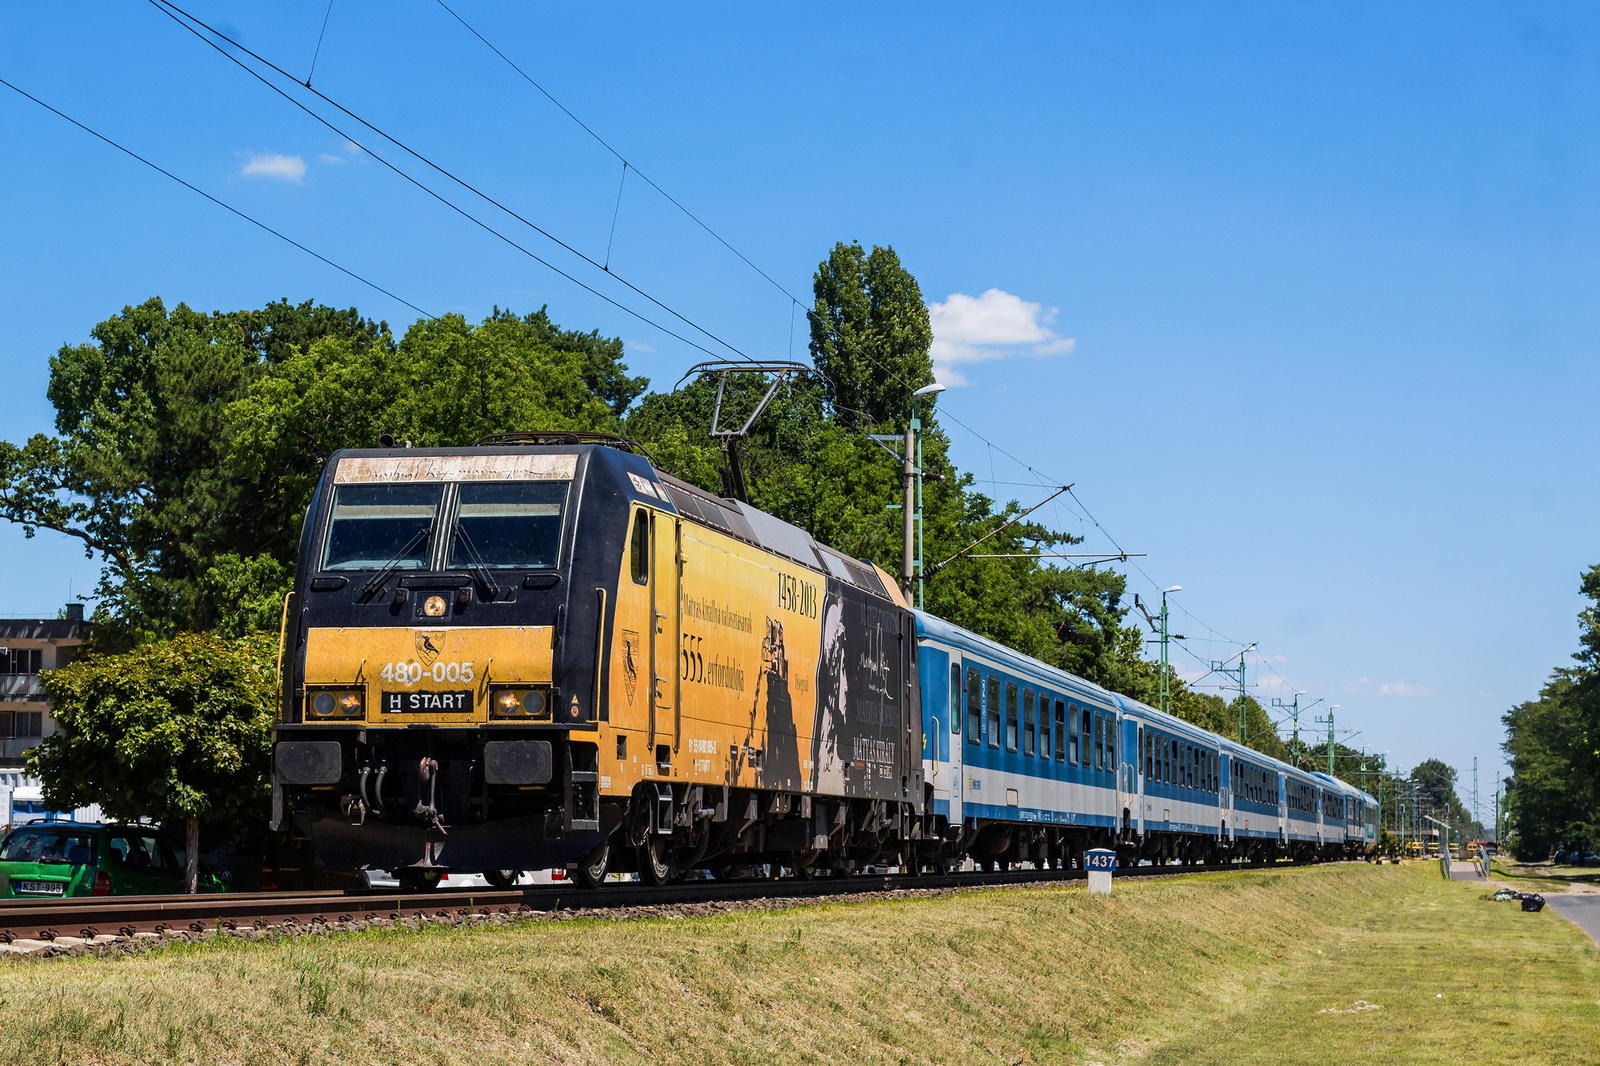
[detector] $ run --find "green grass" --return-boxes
[0,863,1593,1064]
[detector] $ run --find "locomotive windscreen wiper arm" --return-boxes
[451,524,501,600]
[360,522,435,600]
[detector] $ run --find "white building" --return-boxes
[0,605,100,825]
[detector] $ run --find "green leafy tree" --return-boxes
[29,633,276,891]
[0,300,644,641]
[809,241,935,428]
[0,297,391,642]
[1502,563,1600,858]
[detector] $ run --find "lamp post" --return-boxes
[1159,586,1181,715]
[906,383,946,609]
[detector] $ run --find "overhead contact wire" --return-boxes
[434,0,806,309]
[149,0,756,365]
[0,75,431,319]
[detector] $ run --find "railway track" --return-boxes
[0,858,1332,947]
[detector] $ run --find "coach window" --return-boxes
[1054,700,1066,762]
[950,664,962,736]
[1022,689,1036,757]
[1090,714,1102,771]
[1105,717,1115,771]
[1068,705,1079,765]
[629,509,650,584]
[987,676,1001,749]
[1005,682,1019,753]
[1038,693,1051,760]
[967,669,982,742]
[1145,733,1155,781]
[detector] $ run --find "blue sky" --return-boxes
[6,1,1599,804]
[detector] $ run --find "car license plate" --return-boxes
[15,880,64,895]
[381,690,473,714]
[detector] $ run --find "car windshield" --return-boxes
[446,480,569,569]
[0,828,96,865]
[322,484,443,571]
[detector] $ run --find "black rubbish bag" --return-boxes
[1521,894,1546,912]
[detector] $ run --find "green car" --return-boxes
[0,822,227,897]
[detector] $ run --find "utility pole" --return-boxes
[1472,758,1479,835]
[1484,771,1497,838]
[901,419,914,599]
[1212,644,1256,745]
[1273,692,1311,767]
[1134,588,1184,717]
[1159,590,1173,715]
[1325,708,1335,776]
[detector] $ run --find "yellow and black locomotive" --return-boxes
[272,433,925,888]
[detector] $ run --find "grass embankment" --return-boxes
[1,863,1595,1065]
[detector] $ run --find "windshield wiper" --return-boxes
[360,522,435,601]
[451,525,502,600]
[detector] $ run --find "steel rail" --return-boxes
[0,859,1341,942]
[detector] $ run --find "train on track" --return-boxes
[272,434,1377,890]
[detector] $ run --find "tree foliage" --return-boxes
[0,299,645,644]
[1502,564,1600,859]
[28,632,276,833]
[808,241,935,429]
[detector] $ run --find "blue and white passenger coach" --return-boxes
[917,610,1375,867]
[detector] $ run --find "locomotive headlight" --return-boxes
[423,595,448,618]
[308,688,364,719]
[489,687,551,720]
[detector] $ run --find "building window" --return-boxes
[967,669,982,743]
[1005,682,1018,753]
[14,712,41,739]
[0,649,42,675]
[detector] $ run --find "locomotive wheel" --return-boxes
[482,869,521,889]
[638,837,673,886]
[573,843,611,889]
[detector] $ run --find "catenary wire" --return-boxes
[433,0,808,310]
[146,0,749,365]
[0,75,432,320]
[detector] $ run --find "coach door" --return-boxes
[947,658,963,824]
[649,512,681,758]
[1135,724,1145,836]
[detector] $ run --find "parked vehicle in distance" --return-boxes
[0,821,227,897]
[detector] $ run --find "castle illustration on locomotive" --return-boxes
[272,434,1373,888]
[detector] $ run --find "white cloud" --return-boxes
[1378,678,1437,698]
[926,288,1074,385]
[1344,677,1371,694]
[626,340,656,354]
[318,153,344,165]
[240,153,306,182]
